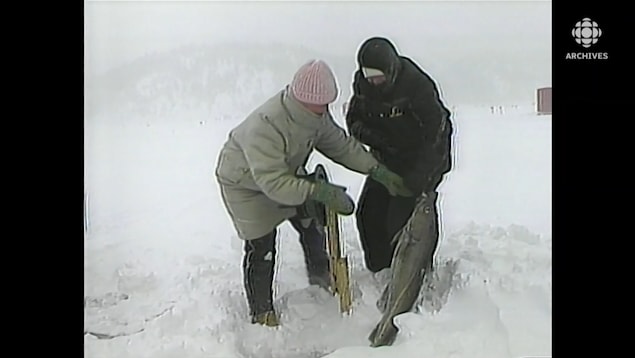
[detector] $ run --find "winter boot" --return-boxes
[308,271,332,291]
[243,231,280,326]
[289,217,332,292]
[251,310,280,327]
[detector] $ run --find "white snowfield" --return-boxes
[84,96,551,358]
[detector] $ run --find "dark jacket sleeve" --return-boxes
[404,76,452,193]
[345,72,390,150]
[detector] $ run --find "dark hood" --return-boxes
[357,37,403,92]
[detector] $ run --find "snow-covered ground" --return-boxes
[84,98,551,358]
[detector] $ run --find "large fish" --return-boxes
[368,191,439,347]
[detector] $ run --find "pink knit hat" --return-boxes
[291,60,338,105]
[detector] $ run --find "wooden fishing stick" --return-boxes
[313,164,352,314]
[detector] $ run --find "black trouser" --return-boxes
[288,217,330,280]
[242,216,329,316]
[356,177,440,273]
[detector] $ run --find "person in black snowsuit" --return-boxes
[345,37,454,273]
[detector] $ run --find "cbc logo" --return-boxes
[571,18,602,48]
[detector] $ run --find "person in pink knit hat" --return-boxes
[215,59,412,326]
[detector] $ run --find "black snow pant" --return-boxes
[356,177,440,273]
[242,216,329,316]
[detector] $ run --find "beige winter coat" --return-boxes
[215,87,379,240]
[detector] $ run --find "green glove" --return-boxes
[308,181,355,215]
[369,164,414,197]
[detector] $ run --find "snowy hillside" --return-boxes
[85,44,332,121]
[85,42,549,124]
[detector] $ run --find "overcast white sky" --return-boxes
[85,0,551,76]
